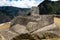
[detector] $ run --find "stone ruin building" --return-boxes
[0,6,59,40]
[0,0,60,40]
[30,7,39,16]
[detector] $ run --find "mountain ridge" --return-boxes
[0,6,30,23]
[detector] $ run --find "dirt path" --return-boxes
[0,22,10,30]
[54,17,60,29]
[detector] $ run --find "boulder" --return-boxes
[0,30,18,40]
[26,22,38,32]
[32,23,57,34]
[31,24,60,39]
[38,15,54,28]
[10,24,29,34]
[11,16,36,26]
[32,31,60,39]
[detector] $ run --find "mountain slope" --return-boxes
[38,1,60,15]
[0,6,30,23]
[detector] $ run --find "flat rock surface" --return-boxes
[10,24,29,34]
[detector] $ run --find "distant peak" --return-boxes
[51,0,59,1]
[45,0,59,1]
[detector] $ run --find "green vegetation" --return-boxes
[38,1,60,15]
[0,6,30,23]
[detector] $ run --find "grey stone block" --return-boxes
[26,22,38,32]
[10,24,29,34]
[38,15,54,28]
[32,24,60,39]
[0,30,18,40]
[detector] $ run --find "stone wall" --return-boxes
[38,15,54,28]
[0,6,57,40]
[10,14,54,33]
[31,7,39,16]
